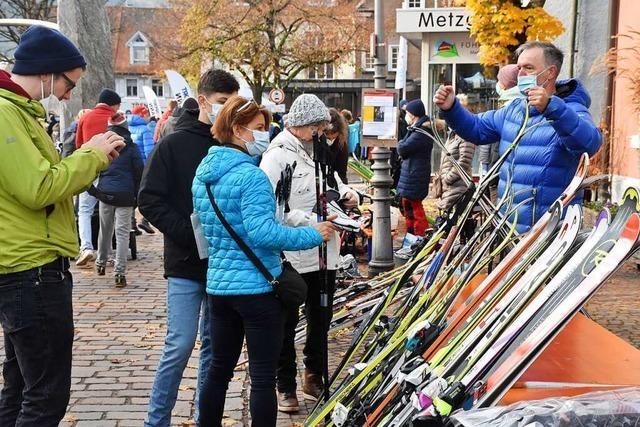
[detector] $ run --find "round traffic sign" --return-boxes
[269,88,285,105]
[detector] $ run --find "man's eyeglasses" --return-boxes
[60,73,77,93]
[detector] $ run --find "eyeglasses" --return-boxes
[60,72,77,93]
[237,98,259,113]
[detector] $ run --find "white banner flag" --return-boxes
[142,86,163,120]
[394,36,408,91]
[165,70,194,106]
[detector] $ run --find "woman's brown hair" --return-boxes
[327,108,348,148]
[341,109,354,124]
[212,95,271,143]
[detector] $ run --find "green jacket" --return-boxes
[0,88,109,274]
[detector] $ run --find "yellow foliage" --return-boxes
[466,0,564,67]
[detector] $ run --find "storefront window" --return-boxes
[426,63,500,176]
[455,64,497,114]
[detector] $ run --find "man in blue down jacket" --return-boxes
[434,41,602,233]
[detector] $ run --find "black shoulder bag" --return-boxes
[205,184,308,307]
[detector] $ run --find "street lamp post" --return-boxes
[368,0,395,275]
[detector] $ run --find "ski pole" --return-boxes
[312,132,331,408]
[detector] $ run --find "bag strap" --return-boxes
[205,184,278,286]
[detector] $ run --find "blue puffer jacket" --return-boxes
[128,115,154,163]
[192,145,323,296]
[397,115,434,201]
[443,79,602,233]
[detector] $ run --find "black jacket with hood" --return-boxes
[138,108,215,282]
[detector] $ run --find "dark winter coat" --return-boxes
[396,115,434,201]
[436,135,475,212]
[329,137,350,184]
[138,109,215,282]
[442,79,602,233]
[91,125,144,207]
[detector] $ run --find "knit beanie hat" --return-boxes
[497,64,519,90]
[12,26,86,75]
[108,111,128,128]
[98,88,121,106]
[286,94,330,127]
[406,99,425,118]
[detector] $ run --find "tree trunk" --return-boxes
[57,0,113,128]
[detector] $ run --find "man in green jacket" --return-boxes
[0,26,124,426]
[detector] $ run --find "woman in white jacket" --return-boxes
[260,94,359,412]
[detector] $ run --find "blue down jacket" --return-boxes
[397,115,434,201]
[192,145,323,296]
[128,115,154,163]
[442,79,602,233]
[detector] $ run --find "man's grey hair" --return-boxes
[516,41,564,72]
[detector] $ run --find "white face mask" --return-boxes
[40,74,57,113]
[405,113,415,126]
[205,99,223,124]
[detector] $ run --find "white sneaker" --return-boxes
[76,250,96,266]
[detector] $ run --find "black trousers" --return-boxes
[0,263,74,427]
[277,269,336,393]
[199,292,283,427]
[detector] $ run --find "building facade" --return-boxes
[285,0,423,116]
[107,0,174,112]
[395,0,495,171]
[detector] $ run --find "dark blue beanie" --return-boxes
[406,99,425,118]
[12,26,86,75]
[98,88,121,106]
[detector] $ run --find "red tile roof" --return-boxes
[107,6,181,76]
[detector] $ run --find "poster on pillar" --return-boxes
[360,88,399,148]
[430,32,480,64]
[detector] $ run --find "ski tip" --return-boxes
[596,207,612,226]
[622,187,640,211]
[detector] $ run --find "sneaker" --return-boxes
[96,265,105,276]
[302,370,324,402]
[137,219,155,234]
[76,250,96,267]
[277,391,300,413]
[115,274,127,288]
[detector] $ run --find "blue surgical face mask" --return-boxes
[241,126,270,156]
[517,67,551,95]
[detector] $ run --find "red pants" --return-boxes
[401,198,429,236]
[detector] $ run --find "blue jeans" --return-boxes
[145,277,211,427]
[78,190,97,252]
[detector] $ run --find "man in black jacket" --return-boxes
[139,69,239,427]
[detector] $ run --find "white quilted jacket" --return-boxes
[260,129,359,273]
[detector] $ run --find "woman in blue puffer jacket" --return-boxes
[192,96,335,427]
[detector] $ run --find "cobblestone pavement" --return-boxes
[0,219,638,426]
